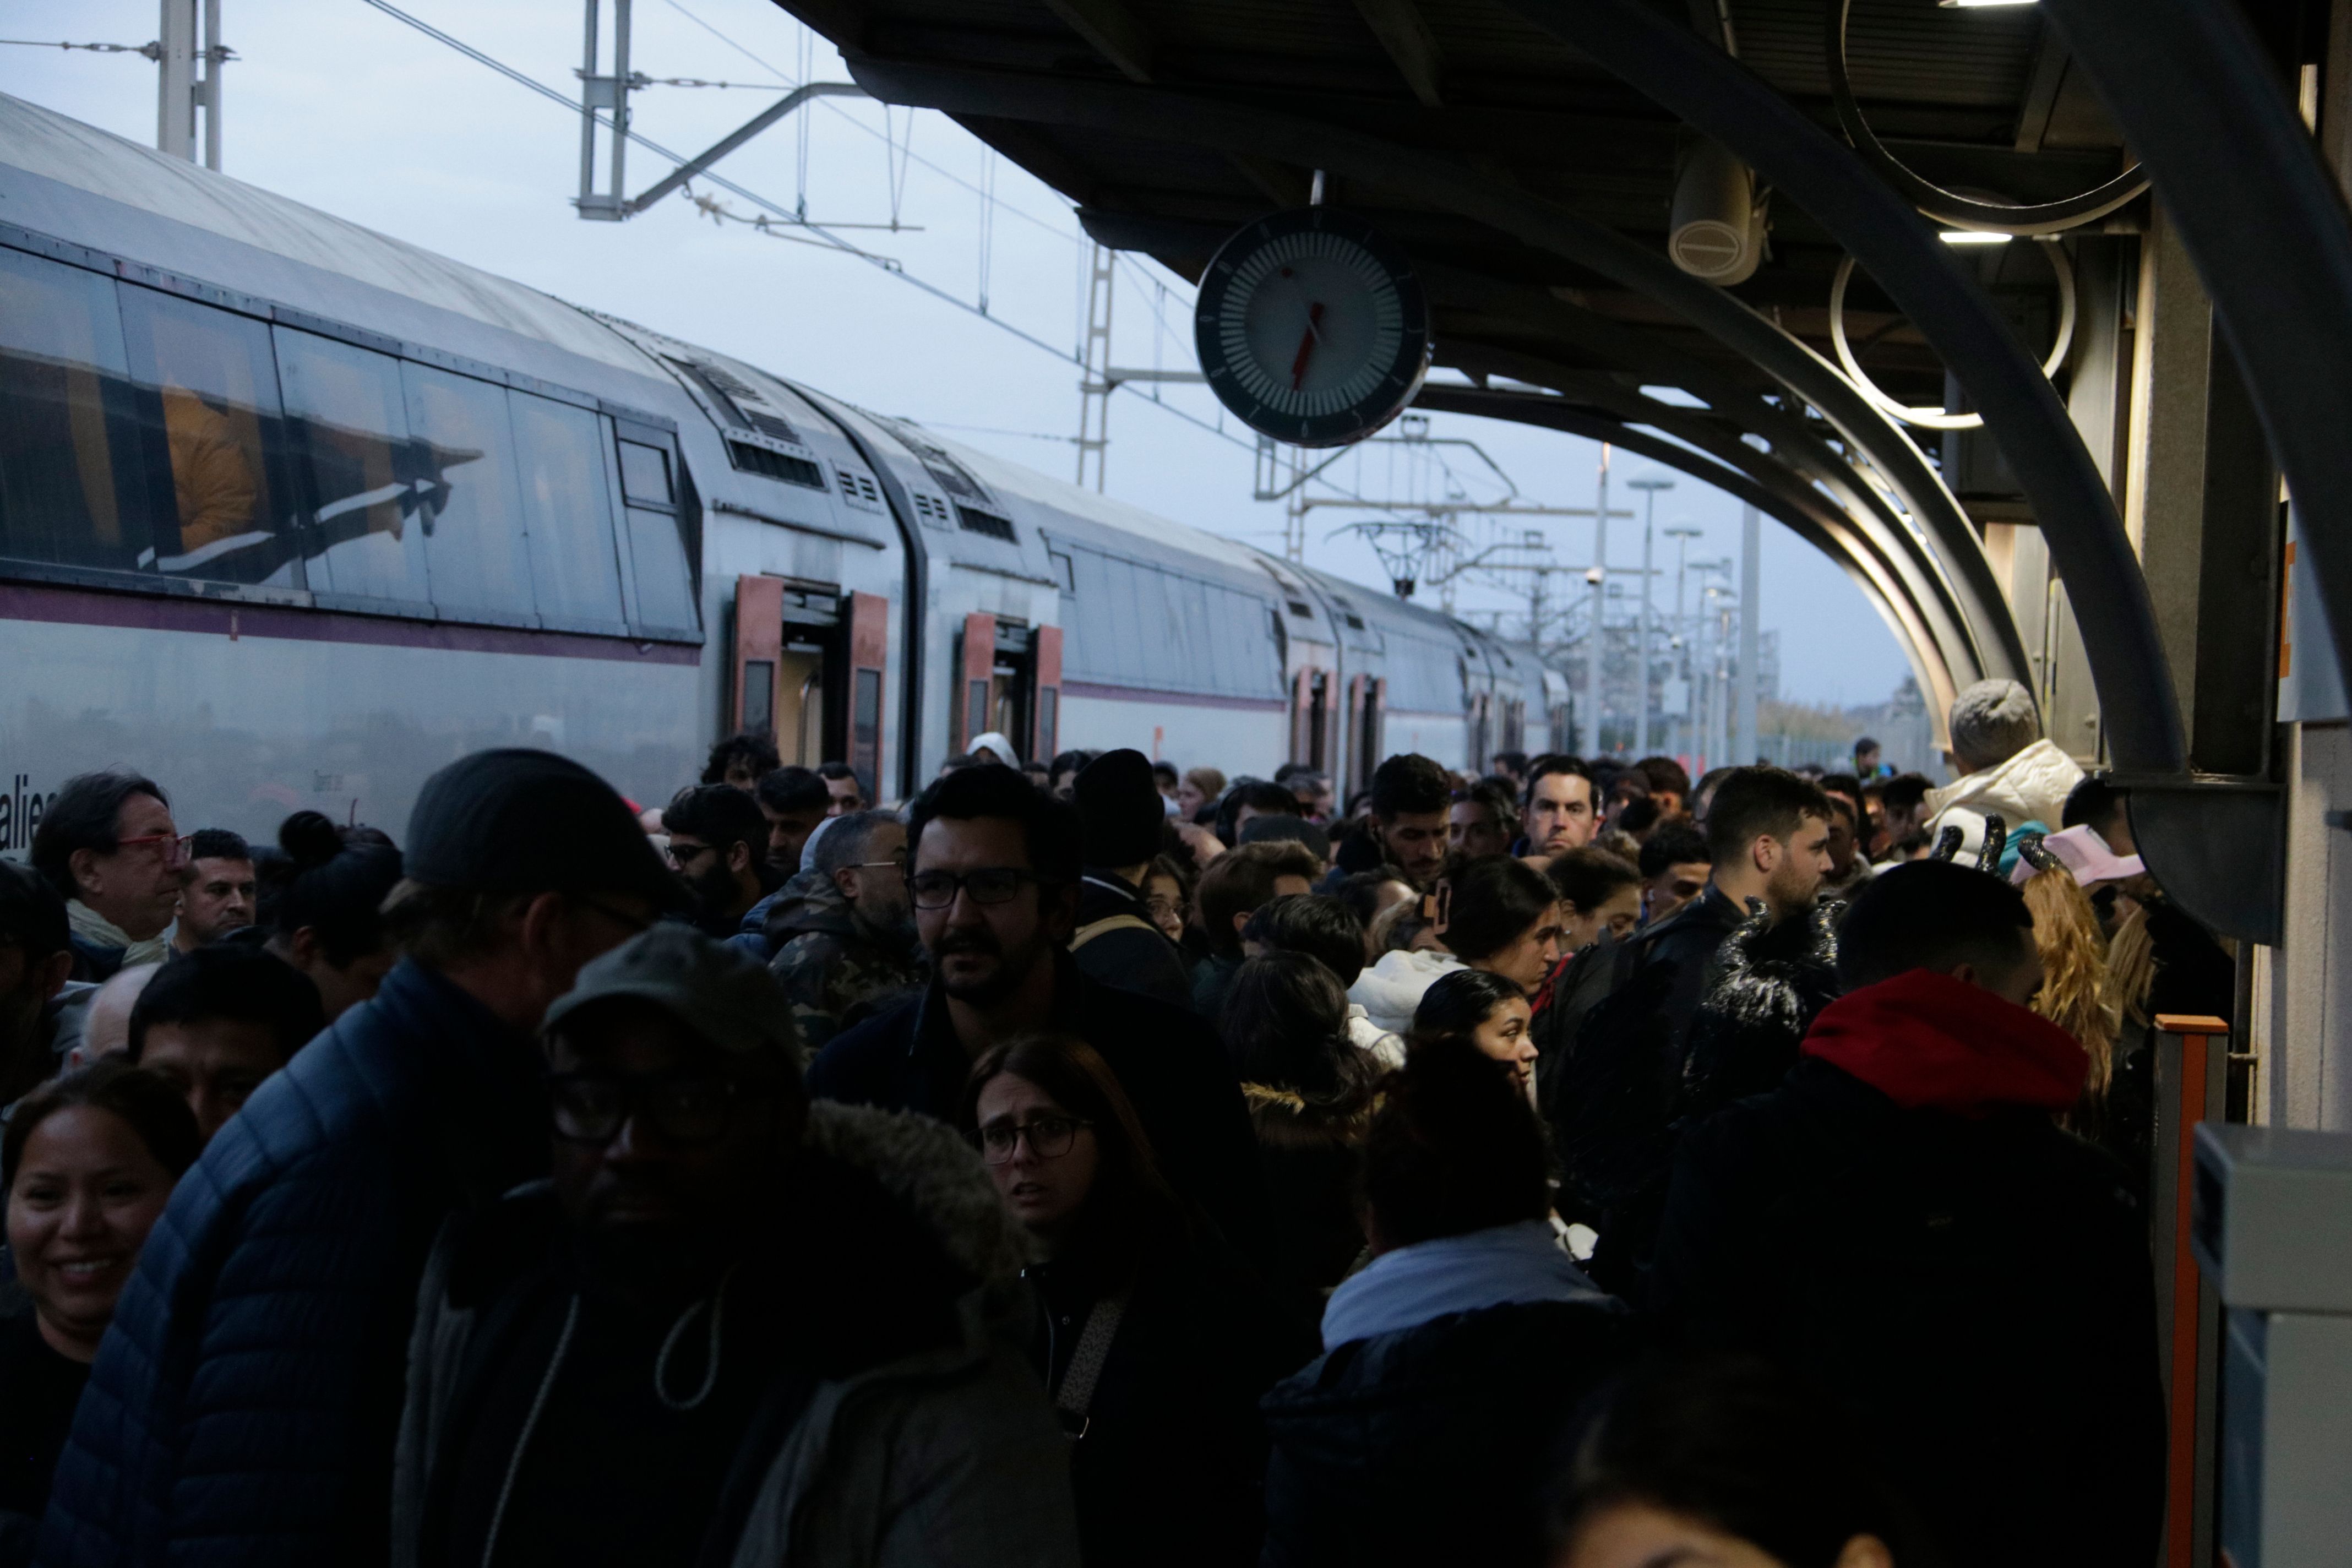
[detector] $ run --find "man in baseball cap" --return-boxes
[394,924,1082,1565]
[48,749,685,1567]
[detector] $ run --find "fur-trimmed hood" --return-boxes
[801,1099,1034,1284]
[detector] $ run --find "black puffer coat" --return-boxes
[1259,1301,1636,1568]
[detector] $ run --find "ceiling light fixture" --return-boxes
[1939,230,2015,245]
[1937,0,2036,8]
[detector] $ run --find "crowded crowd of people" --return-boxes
[0,673,2230,1567]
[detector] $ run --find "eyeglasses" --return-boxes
[116,833,191,869]
[547,1071,767,1146]
[974,1114,1092,1165]
[905,867,1041,910]
[665,840,718,869]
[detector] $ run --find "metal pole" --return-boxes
[1583,444,1611,757]
[607,0,632,209]
[1737,502,1760,766]
[1665,526,1699,765]
[1628,477,1673,756]
[157,0,196,160]
[578,0,601,212]
[200,0,222,170]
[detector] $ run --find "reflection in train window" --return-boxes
[274,328,432,606]
[400,362,537,621]
[617,439,673,508]
[623,507,698,631]
[0,248,146,573]
[116,281,295,585]
[509,394,627,629]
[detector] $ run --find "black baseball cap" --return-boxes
[404,749,684,910]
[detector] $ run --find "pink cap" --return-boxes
[2011,824,2144,886]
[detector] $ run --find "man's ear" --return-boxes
[832,865,859,900]
[67,847,100,899]
[728,841,754,877]
[34,949,73,1005]
[1750,834,1780,874]
[1232,909,1253,938]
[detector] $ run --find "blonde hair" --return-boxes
[2022,866,2119,1105]
[2103,900,2155,1028]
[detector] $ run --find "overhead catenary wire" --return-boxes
[350,0,1408,509]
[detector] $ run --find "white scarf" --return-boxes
[68,899,173,970]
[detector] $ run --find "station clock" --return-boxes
[1193,208,1433,448]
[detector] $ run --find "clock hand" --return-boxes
[1289,301,1326,390]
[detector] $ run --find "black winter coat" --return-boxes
[1026,1234,1315,1568]
[1072,871,1192,1012]
[1259,1300,1636,1568]
[1648,1057,2165,1568]
[807,959,1272,1265]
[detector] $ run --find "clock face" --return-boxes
[1194,208,1431,448]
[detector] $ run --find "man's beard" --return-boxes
[690,861,741,916]
[929,926,1047,1005]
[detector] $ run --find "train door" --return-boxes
[954,613,1047,763]
[730,575,888,786]
[1467,693,1492,775]
[1033,625,1063,763]
[1292,667,1334,771]
[1348,674,1386,796]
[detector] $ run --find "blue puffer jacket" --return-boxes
[39,959,548,1568]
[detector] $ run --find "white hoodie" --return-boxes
[1923,737,2083,857]
[1347,948,1466,1039]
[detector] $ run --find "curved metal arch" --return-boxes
[1490,0,2185,775]
[1414,263,2021,677]
[2024,0,2343,943]
[1417,383,1959,731]
[1447,341,1990,692]
[843,56,2031,699]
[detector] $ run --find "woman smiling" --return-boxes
[0,1062,199,1544]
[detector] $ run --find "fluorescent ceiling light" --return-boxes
[1939,1,2035,7]
[1939,230,2014,245]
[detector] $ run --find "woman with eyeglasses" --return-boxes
[964,1034,1315,1568]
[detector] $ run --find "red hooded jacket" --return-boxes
[1800,968,2087,1117]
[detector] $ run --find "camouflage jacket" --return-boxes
[765,875,924,1058]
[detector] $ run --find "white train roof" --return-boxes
[0,90,656,383]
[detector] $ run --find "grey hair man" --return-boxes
[1921,678,2084,860]
[766,808,925,1054]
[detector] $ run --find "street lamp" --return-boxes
[1627,477,1675,756]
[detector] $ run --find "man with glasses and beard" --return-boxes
[807,766,1267,1264]
[391,924,1079,1567]
[661,786,775,942]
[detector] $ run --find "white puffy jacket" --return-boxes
[1923,738,2084,856]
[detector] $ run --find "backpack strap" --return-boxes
[1069,913,1156,952]
[1054,1291,1130,1439]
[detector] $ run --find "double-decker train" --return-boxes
[0,90,1566,843]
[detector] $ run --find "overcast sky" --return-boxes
[1,0,1913,705]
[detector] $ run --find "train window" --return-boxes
[617,438,673,508]
[116,282,296,585]
[274,328,432,606]
[399,362,537,622]
[0,249,148,574]
[623,505,698,631]
[509,394,627,630]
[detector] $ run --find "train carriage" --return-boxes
[0,90,1566,843]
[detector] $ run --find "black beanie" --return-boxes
[1074,749,1164,869]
